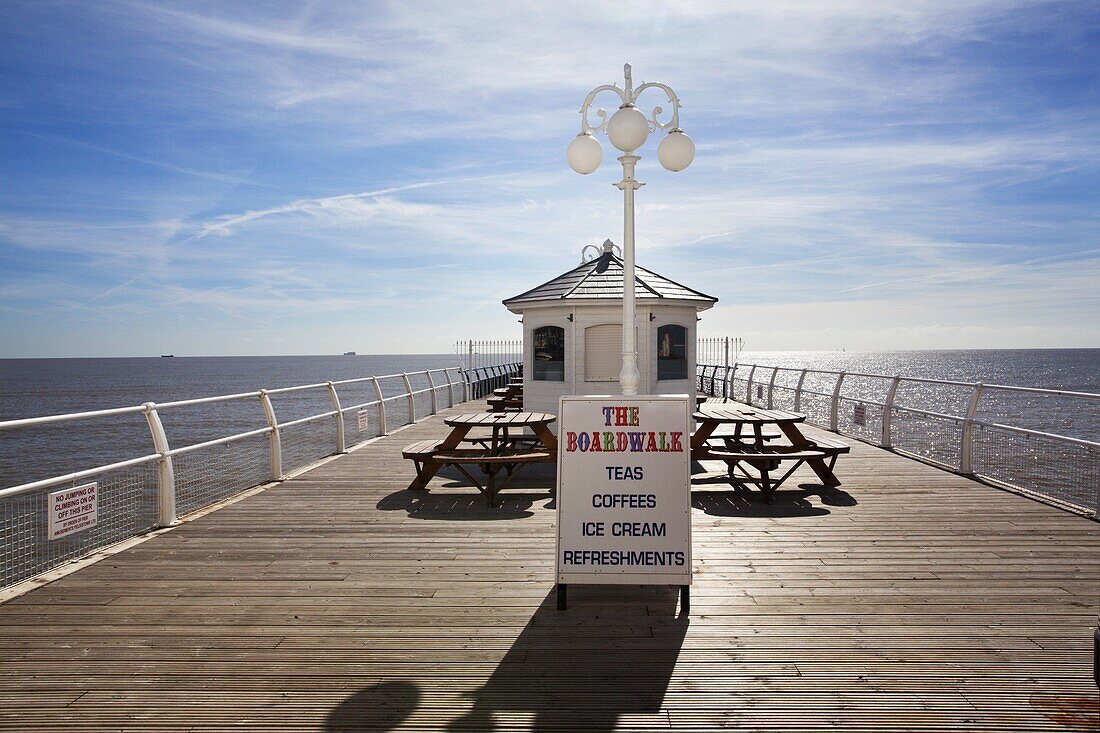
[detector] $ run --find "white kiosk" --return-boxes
[504,242,716,611]
[502,241,718,423]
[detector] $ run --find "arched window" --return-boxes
[532,326,565,381]
[657,324,687,380]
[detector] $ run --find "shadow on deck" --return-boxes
[0,398,1097,731]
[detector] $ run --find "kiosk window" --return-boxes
[533,326,565,381]
[657,325,687,380]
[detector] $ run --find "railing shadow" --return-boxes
[447,586,688,731]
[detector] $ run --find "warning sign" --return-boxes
[357,409,369,432]
[48,483,98,540]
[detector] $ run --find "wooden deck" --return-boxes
[1,399,1097,731]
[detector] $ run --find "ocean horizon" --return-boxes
[1,348,1096,493]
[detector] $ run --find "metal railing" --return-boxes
[0,362,517,589]
[455,339,522,373]
[464,362,523,399]
[697,362,1099,518]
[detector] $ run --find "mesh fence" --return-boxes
[173,433,271,517]
[769,384,798,411]
[972,424,1098,512]
[699,361,1098,517]
[0,460,158,587]
[836,396,883,444]
[797,392,833,427]
[888,408,962,469]
[281,418,338,474]
[343,403,383,450]
[0,366,510,591]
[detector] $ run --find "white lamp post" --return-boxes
[567,64,694,396]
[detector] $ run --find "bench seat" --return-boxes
[402,441,551,506]
[806,434,851,454]
[486,396,523,412]
[401,439,442,459]
[705,446,828,463]
[695,442,832,503]
[433,449,553,464]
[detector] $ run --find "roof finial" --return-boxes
[581,239,620,264]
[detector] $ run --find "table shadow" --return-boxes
[376,488,542,520]
[447,586,689,732]
[691,485,833,518]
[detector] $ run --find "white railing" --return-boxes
[455,339,522,373]
[0,363,518,589]
[697,361,1100,518]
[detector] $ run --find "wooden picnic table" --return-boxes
[403,411,557,505]
[691,405,848,501]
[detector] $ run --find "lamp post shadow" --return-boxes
[448,585,689,732]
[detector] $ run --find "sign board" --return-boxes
[48,482,98,540]
[357,409,369,432]
[556,395,692,587]
[853,402,866,426]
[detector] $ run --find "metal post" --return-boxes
[724,337,730,379]
[326,382,346,453]
[372,377,387,435]
[426,370,438,414]
[830,372,846,432]
[617,153,643,396]
[445,368,456,407]
[960,383,984,474]
[401,372,415,423]
[745,365,756,405]
[468,341,474,373]
[142,402,177,527]
[881,376,901,448]
[258,390,282,481]
[767,367,778,409]
[724,364,733,401]
[794,369,807,412]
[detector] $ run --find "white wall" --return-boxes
[647,305,698,398]
[522,306,574,418]
[520,302,700,422]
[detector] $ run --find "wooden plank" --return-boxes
[0,397,1096,731]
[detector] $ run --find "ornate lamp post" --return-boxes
[567,64,694,396]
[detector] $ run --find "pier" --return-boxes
[2,396,1096,731]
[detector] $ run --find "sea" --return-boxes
[1,350,1097,492]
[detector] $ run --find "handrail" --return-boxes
[971,418,1100,449]
[0,404,148,430]
[0,358,520,591]
[0,454,162,500]
[699,359,1098,518]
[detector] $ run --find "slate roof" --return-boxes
[503,250,717,308]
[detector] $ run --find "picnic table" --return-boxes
[487,385,523,411]
[403,412,557,505]
[691,405,849,502]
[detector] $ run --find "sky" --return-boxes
[0,1,1097,357]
